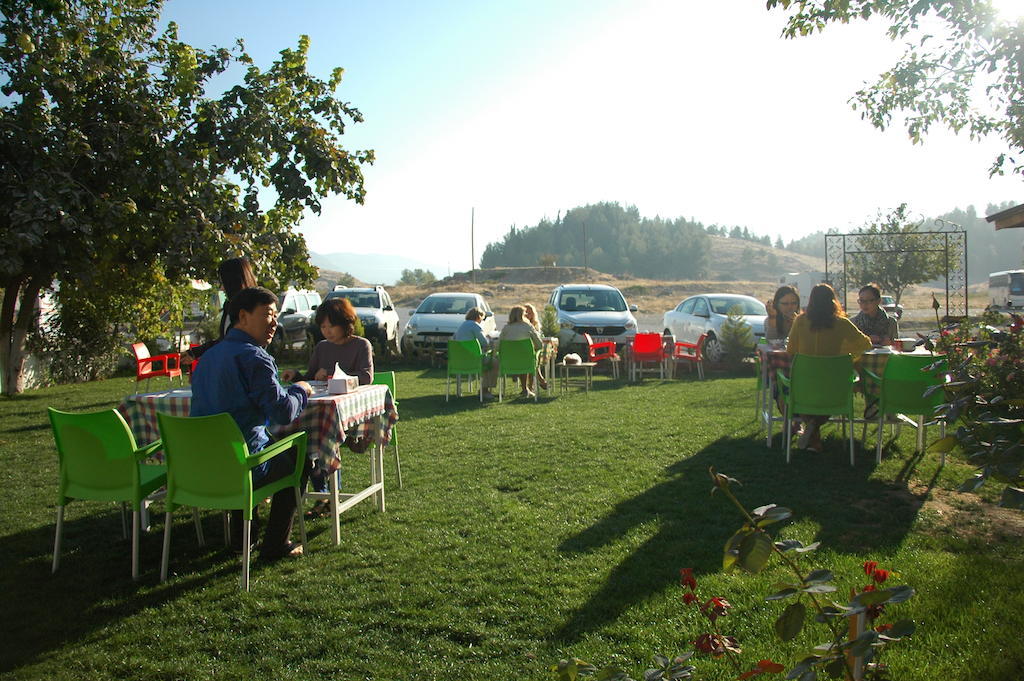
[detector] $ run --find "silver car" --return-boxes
[402,292,495,357]
[549,284,638,353]
[662,294,766,362]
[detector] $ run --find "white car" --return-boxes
[313,286,402,357]
[402,292,495,357]
[548,284,638,353]
[662,294,766,362]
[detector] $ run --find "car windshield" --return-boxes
[881,296,895,305]
[558,289,627,312]
[329,291,380,308]
[417,296,477,314]
[708,297,766,315]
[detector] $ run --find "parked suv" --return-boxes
[549,284,638,354]
[402,292,495,358]
[880,295,904,320]
[270,288,321,354]
[309,285,402,357]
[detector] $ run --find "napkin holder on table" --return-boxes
[327,364,359,394]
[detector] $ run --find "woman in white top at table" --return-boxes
[523,303,550,391]
[500,305,543,396]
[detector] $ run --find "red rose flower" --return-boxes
[682,592,699,605]
[680,568,697,591]
[863,560,878,576]
[871,568,890,583]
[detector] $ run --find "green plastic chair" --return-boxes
[48,408,166,581]
[371,371,402,488]
[777,354,858,465]
[498,338,539,402]
[156,412,308,591]
[447,339,485,402]
[864,354,948,464]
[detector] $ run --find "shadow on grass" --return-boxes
[0,510,242,674]
[554,434,935,643]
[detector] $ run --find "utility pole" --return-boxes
[471,207,476,285]
[582,220,588,276]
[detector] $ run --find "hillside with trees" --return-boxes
[480,202,824,281]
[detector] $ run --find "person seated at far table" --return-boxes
[522,303,549,391]
[499,305,543,398]
[190,287,313,559]
[452,307,498,400]
[786,283,871,453]
[765,285,800,342]
[281,297,373,386]
[851,282,899,346]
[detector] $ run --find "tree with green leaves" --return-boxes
[768,0,1024,177]
[398,268,436,286]
[846,204,947,306]
[0,0,372,394]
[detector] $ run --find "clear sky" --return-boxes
[163,0,1024,274]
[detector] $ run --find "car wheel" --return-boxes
[702,335,723,363]
[387,332,402,360]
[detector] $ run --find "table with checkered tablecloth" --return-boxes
[119,384,399,544]
[118,384,397,470]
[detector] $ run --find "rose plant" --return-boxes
[925,306,1024,509]
[551,469,915,681]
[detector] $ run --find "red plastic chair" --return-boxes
[582,333,621,378]
[131,342,182,393]
[630,332,666,380]
[672,334,706,380]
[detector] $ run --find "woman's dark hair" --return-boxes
[229,287,277,324]
[771,285,800,336]
[805,283,843,330]
[315,297,357,338]
[218,257,257,299]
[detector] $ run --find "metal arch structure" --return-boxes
[824,225,968,321]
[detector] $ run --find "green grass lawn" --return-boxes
[2,368,1023,680]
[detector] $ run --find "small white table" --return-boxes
[557,361,596,394]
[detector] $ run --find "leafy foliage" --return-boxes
[541,304,560,338]
[719,304,754,369]
[767,0,1024,177]
[398,268,437,286]
[0,0,372,393]
[930,310,1024,507]
[846,204,948,305]
[480,203,711,279]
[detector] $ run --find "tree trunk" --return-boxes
[1,278,39,396]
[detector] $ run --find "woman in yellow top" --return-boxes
[786,284,871,451]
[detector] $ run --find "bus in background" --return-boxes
[989,270,1024,309]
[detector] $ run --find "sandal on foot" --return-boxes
[260,541,304,561]
[305,500,331,519]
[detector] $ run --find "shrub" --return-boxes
[541,305,559,338]
[719,305,753,369]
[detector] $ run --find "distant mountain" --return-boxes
[310,252,447,285]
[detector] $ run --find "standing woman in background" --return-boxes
[183,257,257,364]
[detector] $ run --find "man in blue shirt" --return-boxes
[452,307,498,399]
[191,287,313,558]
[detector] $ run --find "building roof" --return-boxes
[985,203,1024,230]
